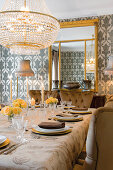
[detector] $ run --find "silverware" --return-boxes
[0,144,16,154]
[3,143,22,155]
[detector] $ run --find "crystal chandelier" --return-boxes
[0,0,60,55]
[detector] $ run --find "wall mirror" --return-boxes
[48,19,98,92]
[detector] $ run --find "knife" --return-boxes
[0,144,16,154]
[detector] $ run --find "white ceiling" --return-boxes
[45,0,113,19]
[0,0,113,19]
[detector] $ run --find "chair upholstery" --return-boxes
[60,90,94,108]
[82,107,113,170]
[29,90,59,103]
[29,90,41,103]
[104,94,113,108]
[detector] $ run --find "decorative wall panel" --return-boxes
[0,46,48,103]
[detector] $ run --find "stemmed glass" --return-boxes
[66,101,72,113]
[12,116,28,143]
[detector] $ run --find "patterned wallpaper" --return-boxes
[0,46,48,103]
[61,51,95,88]
[61,51,84,86]
[60,14,113,95]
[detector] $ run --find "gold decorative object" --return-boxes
[0,0,60,55]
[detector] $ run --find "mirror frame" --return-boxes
[48,19,99,92]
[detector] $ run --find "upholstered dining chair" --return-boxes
[74,107,113,170]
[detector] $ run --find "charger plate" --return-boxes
[64,106,75,109]
[70,110,92,115]
[0,138,10,148]
[54,115,83,122]
[35,105,40,108]
[32,126,72,135]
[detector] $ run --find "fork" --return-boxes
[0,143,16,154]
[3,143,23,155]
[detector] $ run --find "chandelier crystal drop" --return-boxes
[0,0,60,55]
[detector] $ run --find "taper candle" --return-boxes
[41,84,44,104]
[9,75,12,101]
[31,98,35,106]
[26,77,29,100]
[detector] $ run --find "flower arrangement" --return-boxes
[13,99,27,108]
[46,97,58,104]
[1,106,22,117]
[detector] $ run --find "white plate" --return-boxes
[34,125,70,133]
[0,135,7,144]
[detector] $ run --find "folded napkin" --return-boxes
[38,122,65,129]
[72,107,88,111]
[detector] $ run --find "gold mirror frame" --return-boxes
[48,19,99,92]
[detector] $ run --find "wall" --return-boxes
[0,46,48,103]
[60,14,113,94]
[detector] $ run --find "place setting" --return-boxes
[32,121,72,136]
[69,107,92,115]
[0,135,10,149]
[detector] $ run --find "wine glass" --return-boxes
[12,116,28,143]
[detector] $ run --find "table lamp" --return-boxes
[15,60,34,100]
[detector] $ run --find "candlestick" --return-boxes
[17,76,18,98]
[31,98,35,106]
[41,85,44,104]
[26,77,29,101]
[9,75,12,101]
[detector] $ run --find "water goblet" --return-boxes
[12,116,28,143]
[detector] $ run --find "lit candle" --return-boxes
[26,77,29,100]
[31,98,35,106]
[9,75,12,101]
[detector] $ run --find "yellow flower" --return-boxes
[21,101,27,108]
[1,106,12,116]
[46,97,58,104]
[12,107,22,114]
[13,99,27,108]
[13,102,20,107]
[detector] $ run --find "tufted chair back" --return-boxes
[83,107,113,170]
[60,90,93,108]
[29,90,59,103]
[104,94,113,108]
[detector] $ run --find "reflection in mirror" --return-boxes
[86,40,95,89]
[52,43,59,89]
[60,41,85,88]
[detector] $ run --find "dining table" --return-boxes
[0,108,96,170]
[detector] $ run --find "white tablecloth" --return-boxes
[0,108,95,170]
